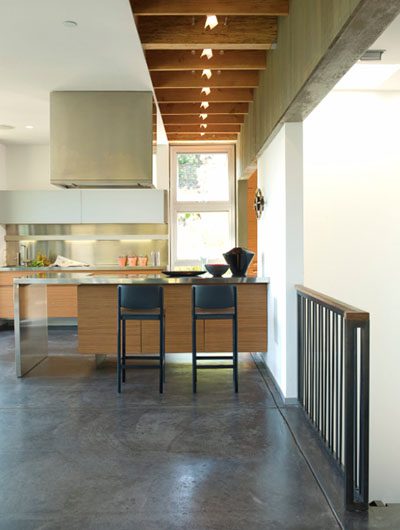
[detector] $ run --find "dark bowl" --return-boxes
[205,264,230,277]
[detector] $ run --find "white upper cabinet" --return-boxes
[0,190,81,224]
[0,189,167,224]
[81,190,167,224]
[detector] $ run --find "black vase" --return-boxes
[223,247,255,277]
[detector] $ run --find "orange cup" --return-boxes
[138,256,148,267]
[128,256,138,267]
[117,256,127,267]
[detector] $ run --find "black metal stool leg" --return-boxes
[117,316,122,394]
[192,317,197,393]
[122,319,126,383]
[233,316,238,393]
[159,316,163,394]
[162,316,166,383]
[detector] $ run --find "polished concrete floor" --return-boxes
[0,328,399,530]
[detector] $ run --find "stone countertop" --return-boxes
[13,273,269,285]
[0,266,162,272]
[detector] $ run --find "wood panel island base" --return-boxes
[14,274,269,377]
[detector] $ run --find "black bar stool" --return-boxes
[117,285,165,394]
[192,285,238,393]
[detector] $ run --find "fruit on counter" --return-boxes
[28,253,52,267]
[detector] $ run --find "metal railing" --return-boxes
[296,286,369,511]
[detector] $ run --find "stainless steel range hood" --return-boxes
[50,91,153,188]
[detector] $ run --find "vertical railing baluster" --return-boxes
[316,304,319,427]
[318,303,323,434]
[332,312,335,454]
[306,299,311,413]
[323,306,328,441]
[334,313,339,459]
[310,300,314,421]
[359,320,370,508]
[338,316,343,464]
[327,310,332,451]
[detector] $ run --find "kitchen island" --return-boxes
[14,274,269,376]
[0,266,163,319]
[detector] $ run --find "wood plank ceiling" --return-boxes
[131,1,289,143]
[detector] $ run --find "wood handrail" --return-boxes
[295,285,369,321]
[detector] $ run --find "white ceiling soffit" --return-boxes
[335,12,400,91]
[0,0,152,145]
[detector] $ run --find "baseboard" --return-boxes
[253,352,299,406]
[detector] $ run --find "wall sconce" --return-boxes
[254,188,265,219]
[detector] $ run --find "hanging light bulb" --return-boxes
[199,113,208,120]
[201,48,213,60]
[202,69,212,79]
[200,101,210,109]
[205,15,218,30]
[200,123,208,129]
[201,87,211,95]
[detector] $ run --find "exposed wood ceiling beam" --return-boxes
[165,124,241,133]
[162,114,244,124]
[132,0,289,16]
[155,88,253,102]
[151,71,259,89]
[168,133,237,141]
[138,16,277,50]
[157,102,249,114]
[146,50,266,71]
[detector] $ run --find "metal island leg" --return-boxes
[14,283,48,377]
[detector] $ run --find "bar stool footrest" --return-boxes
[196,355,234,360]
[197,364,235,369]
[124,355,161,360]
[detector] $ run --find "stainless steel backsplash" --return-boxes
[6,224,168,267]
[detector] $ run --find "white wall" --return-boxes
[0,144,6,188]
[0,145,7,265]
[3,144,54,190]
[258,123,304,399]
[154,144,169,191]
[304,90,400,503]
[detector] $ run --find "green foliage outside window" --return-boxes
[177,153,203,190]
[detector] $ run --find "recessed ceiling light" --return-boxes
[25,125,34,129]
[200,101,209,109]
[0,124,15,130]
[201,49,213,60]
[199,113,208,120]
[200,123,208,129]
[202,69,212,79]
[205,15,218,30]
[201,87,211,95]
[63,20,78,28]
[200,132,206,136]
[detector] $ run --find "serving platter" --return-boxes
[162,270,205,278]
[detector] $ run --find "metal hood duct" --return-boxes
[50,91,153,188]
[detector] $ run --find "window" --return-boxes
[170,145,235,267]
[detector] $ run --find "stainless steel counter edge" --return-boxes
[13,274,270,285]
[0,266,163,272]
